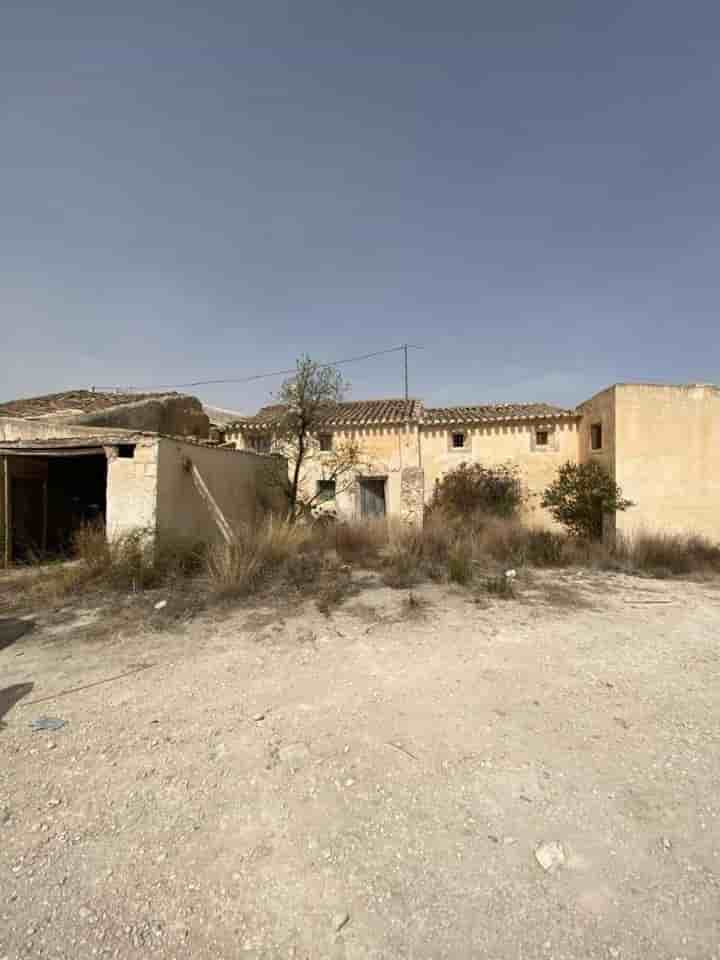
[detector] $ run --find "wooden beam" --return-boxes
[2,455,10,568]
[188,462,235,544]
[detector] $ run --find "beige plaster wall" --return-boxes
[331,424,421,519]
[420,419,580,527]
[230,424,422,520]
[577,386,617,477]
[576,386,619,538]
[106,440,160,538]
[611,384,720,539]
[155,439,286,543]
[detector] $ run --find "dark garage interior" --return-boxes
[3,452,107,562]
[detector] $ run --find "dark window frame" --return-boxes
[249,434,271,454]
[451,431,466,450]
[318,433,333,452]
[590,423,603,451]
[316,479,337,502]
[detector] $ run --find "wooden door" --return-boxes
[359,477,386,518]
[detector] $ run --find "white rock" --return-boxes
[534,840,566,872]
[154,600,167,610]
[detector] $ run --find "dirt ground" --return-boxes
[2,568,720,959]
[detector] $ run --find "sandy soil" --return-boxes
[2,569,720,959]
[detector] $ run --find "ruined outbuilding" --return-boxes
[0,390,284,565]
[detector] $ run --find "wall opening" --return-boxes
[7,454,107,562]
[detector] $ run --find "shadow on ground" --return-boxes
[0,617,34,652]
[0,682,34,728]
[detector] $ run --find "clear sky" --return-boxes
[2,0,719,413]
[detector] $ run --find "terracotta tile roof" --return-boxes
[422,402,577,425]
[0,389,179,419]
[233,399,424,430]
[231,397,576,430]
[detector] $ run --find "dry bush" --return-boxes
[316,564,353,615]
[332,519,388,565]
[382,523,425,588]
[2,523,205,611]
[75,526,204,592]
[612,531,720,577]
[446,538,474,584]
[206,521,312,598]
[73,520,111,572]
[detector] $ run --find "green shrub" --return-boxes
[541,462,633,539]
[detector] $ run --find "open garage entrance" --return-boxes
[1,449,107,564]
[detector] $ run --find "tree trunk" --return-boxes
[289,430,305,523]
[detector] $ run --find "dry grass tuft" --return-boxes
[332,519,388,565]
[315,564,353,615]
[205,521,312,598]
[613,531,720,577]
[484,573,516,599]
[401,591,432,619]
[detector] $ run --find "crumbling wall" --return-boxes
[105,441,160,538]
[400,467,424,526]
[0,417,113,443]
[71,395,210,438]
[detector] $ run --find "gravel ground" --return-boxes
[1,570,720,959]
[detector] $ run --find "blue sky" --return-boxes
[2,0,719,412]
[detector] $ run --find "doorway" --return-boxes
[358,476,387,518]
[4,453,107,562]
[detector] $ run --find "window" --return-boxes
[590,423,603,451]
[451,431,465,449]
[317,479,336,502]
[535,429,549,447]
[318,433,333,452]
[249,434,271,454]
[117,444,135,459]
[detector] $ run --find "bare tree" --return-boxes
[272,356,363,522]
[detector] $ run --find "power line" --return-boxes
[95,344,423,392]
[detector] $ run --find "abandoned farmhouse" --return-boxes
[1,381,719,564]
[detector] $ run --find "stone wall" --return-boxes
[105,440,160,538]
[400,467,424,525]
